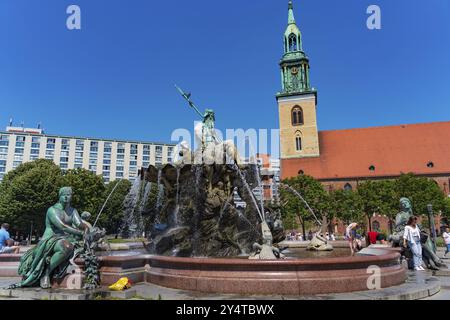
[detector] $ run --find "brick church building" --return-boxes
[276,1,450,234]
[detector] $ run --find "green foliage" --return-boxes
[0,160,62,234]
[280,175,330,230]
[357,180,398,221]
[395,173,447,216]
[280,173,449,234]
[0,160,132,236]
[96,179,132,234]
[329,189,364,224]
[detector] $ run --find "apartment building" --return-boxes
[0,126,175,182]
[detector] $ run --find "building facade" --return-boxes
[277,1,450,195]
[276,1,450,233]
[0,126,175,182]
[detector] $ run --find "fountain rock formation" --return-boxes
[121,161,280,257]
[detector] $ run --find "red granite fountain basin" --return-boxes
[145,250,406,295]
[0,248,406,295]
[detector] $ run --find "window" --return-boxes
[288,33,297,51]
[32,137,41,143]
[30,149,40,155]
[16,136,26,142]
[15,142,25,147]
[47,138,56,144]
[0,140,8,146]
[143,145,151,151]
[103,165,110,171]
[60,163,68,169]
[104,142,112,148]
[15,148,24,154]
[143,162,150,167]
[60,151,69,157]
[295,136,302,151]
[117,154,124,160]
[143,156,150,161]
[75,158,83,164]
[30,155,39,161]
[60,157,69,163]
[344,183,353,191]
[74,163,83,169]
[291,106,304,126]
[103,159,111,165]
[116,166,124,172]
[45,150,54,156]
[89,153,98,158]
[75,152,83,157]
[116,172,124,178]
[89,159,97,165]
[13,161,22,168]
[104,148,112,153]
[89,165,97,171]
[103,153,111,159]
[130,161,137,166]
[14,155,23,161]
[369,165,376,171]
[76,140,84,151]
[31,143,40,149]
[130,149,138,155]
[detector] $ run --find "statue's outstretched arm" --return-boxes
[48,208,83,237]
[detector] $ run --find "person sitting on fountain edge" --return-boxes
[0,223,20,254]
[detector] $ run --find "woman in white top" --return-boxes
[403,216,424,271]
[443,227,450,257]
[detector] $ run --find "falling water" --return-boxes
[232,164,264,223]
[280,183,322,226]
[173,167,181,226]
[140,181,152,213]
[156,169,163,210]
[120,177,143,238]
[255,165,266,221]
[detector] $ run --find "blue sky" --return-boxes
[0,0,449,144]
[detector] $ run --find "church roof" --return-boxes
[281,121,450,180]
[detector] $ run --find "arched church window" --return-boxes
[295,133,302,151]
[288,33,297,51]
[291,106,304,126]
[344,183,353,191]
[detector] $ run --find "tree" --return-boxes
[280,175,331,234]
[0,160,63,235]
[61,168,105,216]
[395,173,448,217]
[329,189,364,225]
[95,179,132,234]
[357,180,397,231]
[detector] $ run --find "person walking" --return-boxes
[442,227,450,257]
[403,216,424,271]
[0,223,20,254]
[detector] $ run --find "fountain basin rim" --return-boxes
[148,249,399,266]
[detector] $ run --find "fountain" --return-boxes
[0,88,407,296]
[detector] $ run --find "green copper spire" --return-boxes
[288,0,296,25]
[277,0,315,97]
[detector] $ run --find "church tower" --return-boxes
[276,0,320,160]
